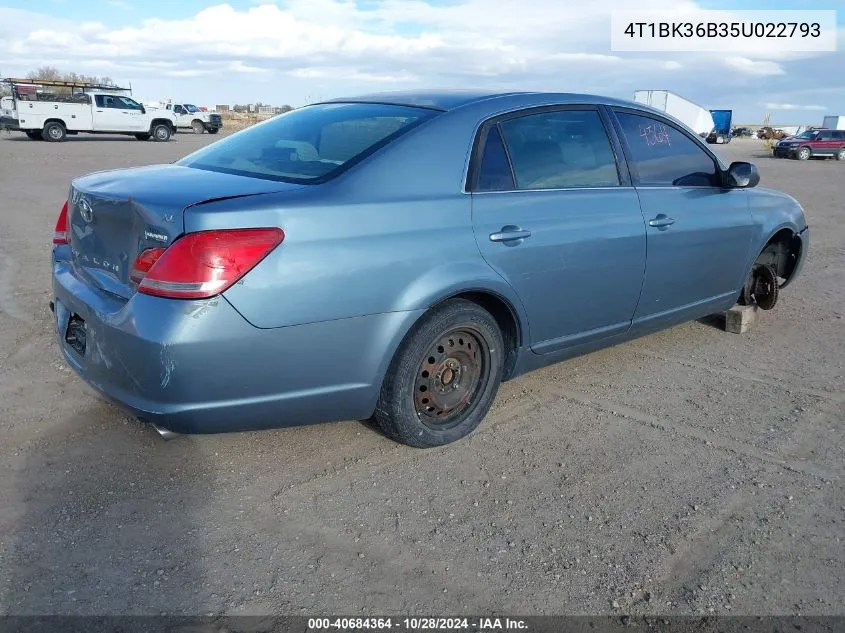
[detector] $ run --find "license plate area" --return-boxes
[65,314,87,356]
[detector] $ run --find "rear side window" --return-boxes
[178,102,438,183]
[476,126,515,191]
[496,109,620,190]
[614,111,719,187]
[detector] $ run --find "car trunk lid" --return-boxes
[68,164,301,299]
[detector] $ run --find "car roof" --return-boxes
[318,89,643,112]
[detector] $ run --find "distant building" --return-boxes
[214,104,230,112]
[257,106,274,115]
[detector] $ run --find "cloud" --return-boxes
[0,1,841,119]
[764,103,827,112]
[723,57,785,76]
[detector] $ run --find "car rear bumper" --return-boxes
[51,253,422,435]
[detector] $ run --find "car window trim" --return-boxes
[464,103,630,194]
[607,105,728,189]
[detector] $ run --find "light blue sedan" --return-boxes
[50,90,809,447]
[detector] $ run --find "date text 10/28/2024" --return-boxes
[307,618,528,631]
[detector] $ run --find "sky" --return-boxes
[0,0,843,123]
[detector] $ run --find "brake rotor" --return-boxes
[751,264,779,310]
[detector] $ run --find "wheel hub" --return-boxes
[414,329,486,428]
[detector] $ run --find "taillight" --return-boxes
[53,201,69,245]
[130,247,166,283]
[134,228,284,299]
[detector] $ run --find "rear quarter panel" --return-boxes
[191,189,515,329]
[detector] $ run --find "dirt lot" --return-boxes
[0,131,842,616]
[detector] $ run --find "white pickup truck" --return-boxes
[2,78,177,142]
[165,103,222,134]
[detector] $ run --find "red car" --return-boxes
[773,128,845,160]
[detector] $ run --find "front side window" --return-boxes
[117,96,142,110]
[614,111,719,187]
[178,102,438,183]
[184,104,199,113]
[494,109,620,190]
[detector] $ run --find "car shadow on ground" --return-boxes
[1,410,213,615]
[1,135,170,143]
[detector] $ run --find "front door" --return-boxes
[610,108,756,330]
[469,106,647,354]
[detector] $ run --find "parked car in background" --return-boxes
[165,102,222,134]
[773,128,845,160]
[50,89,809,447]
[757,127,787,140]
[732,127,754,137]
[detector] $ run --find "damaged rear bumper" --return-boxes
[51,254,420,435]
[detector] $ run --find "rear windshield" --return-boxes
[178,102,439,183]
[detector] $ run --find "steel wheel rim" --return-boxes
[49,126,61,139]
[752,265,778,309]
[414,327,489,430]
[838,149,845,160]
[155,127,167,140]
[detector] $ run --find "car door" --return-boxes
[817,129,839,156]
[116,96,146,131]
[93,95,125,131]
[609,107,756,330]
[469,106,647,354]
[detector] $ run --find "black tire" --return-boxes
[42,121,66,142]
[207,127,219,134]
[374,299,505,448]
[796,146,811,161]
[25,131,42,140]
[135,133,151,141]
[151,123,171,142]
[191,120,205,134]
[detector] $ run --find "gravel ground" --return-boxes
[0,131,842,616]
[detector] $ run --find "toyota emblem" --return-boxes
[79,198,94,223]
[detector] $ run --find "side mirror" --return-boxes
[727,161,760,188]
[140,105,146,114]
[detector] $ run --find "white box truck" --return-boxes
[822,115,845,130]
[1,77,177,142]
[633,90,715,136]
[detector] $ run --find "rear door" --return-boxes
[609,107,755,329]
[816,129,839,156]
[469,105,647,354]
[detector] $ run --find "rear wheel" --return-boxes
[191,120,205,134]
[374,299,505,448]
[151,124,171,142]
[207,127,219,135]
[135,133,151,141]
[42,121,66,142]
[796,146,811,161]
[836,147,845,161]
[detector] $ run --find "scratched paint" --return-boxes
[160,344,175,389]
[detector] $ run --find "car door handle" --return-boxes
[489,226,532,242]
[648,214,676,228]
[95,110,104,112]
